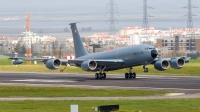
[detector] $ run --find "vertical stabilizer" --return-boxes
[69,23,89,58]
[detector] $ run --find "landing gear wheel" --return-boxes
[125,73,129,79]
[95,73,107,80]
[102,73,106,79]
[95,73,99,79]
[143,68,148,73]
[146,68,148,73]
[129,73,133,79]
[99,73,103,79]
[132,72,136,79]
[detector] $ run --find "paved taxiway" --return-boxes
[0,72,200,94]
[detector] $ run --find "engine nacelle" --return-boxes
[45,59,61,70]
[170,58,185,69]
[12,59,23,65]
[81,60,97,71]
[154,60,170,71]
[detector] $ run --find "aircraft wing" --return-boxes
[9,57,125,67]
[68,59,124,66]
[9,57,49,61]
[8,57,69,65]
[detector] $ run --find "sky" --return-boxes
[0,0,199,29]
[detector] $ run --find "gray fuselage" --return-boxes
[75,44,156,71]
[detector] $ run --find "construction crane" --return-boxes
[25,14,32,65]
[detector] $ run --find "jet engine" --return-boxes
[45,59,61,70]
[12,59,23,65]
[154,60,170,71]
[170,58,185,69]
[81,60,97,71]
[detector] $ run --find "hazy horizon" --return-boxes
[0,0,200,31]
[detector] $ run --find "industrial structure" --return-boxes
[182,0,198,52]
[142,0,154,42]
[182,0,198,28]
[1,1,200,61]
[106,0,118,38]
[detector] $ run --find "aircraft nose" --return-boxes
[151,50,158,58]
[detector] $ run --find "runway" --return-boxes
[0,72,200,94]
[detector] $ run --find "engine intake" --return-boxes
[154,60,170,71]
[81,60,97,71]
[170,58,185,69]
[45,59,61,70]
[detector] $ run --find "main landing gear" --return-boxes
[125,67,136,79]
[94,65,148,80]
[95,66,107,80]
[95,73,106,79]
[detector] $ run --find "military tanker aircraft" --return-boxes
[9,23,190,80]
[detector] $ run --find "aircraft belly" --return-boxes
[104,66,124,71]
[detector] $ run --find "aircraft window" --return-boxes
[133,53,137,55]
[149,48,152,49]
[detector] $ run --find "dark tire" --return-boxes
[102,73,106,79]
[99,73,103,79]
[146,68,148,73]
[132,72,136,79]
[143,69,145,73]
[125,73,129,79]
[95,73,99,79]
[129,73,133,79]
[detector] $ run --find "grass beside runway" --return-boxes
[0,99,200,112]
[0,60,200,76]
[0,58,43,65]
[0,86,167,97]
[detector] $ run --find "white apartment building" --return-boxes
[18,32,41,44]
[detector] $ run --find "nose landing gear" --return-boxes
[143,65,148,73]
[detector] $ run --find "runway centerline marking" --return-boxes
[11,79,77,83]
